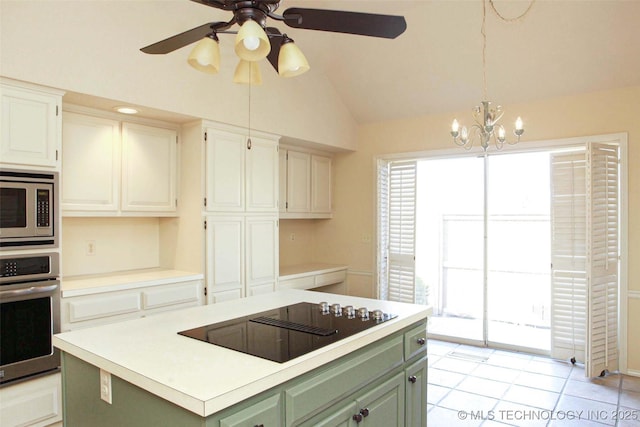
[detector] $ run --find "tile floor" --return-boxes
[427,340,640,426]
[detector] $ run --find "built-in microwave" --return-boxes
[0,169,57,250]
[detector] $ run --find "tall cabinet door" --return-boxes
[246,136,279,212]
[1,83,61,169]
[121,123,177,212]
[205,128,246,212]
[286,150,311,212]
[245,216,278,296]
[61,112,120,212]
[311,155,332,213]
[206,216,245,303]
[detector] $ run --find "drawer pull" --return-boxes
[254,425,264,427]
[408,375,417,384]
[353,413,363,423]
[360,408,370,417]
[416,337,426,346]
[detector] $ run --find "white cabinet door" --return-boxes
[245,136,279,212]
[286,150,311,212]
[205,216,245,303]
[279,149,288,213]
[0,373,62,427]
[121,123,177,212]
[61,112,120,212]
[245,216,278,293]
[205,128,246,212]
[1,82,62,169]
[311,155,332,213]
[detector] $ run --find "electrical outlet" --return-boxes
[361,233,372,243]
[289,233,296,241]
[100,369,112,404]
[86,240,96,256]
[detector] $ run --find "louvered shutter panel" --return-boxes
[585,143,619,377]
[387,161,417,303]
[550,151,587,362]
[377,160,390,300]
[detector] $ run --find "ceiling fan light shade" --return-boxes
[235,20,271,61]
[187,35,220,74]
[278,40,310,77]
[233,60,262,85]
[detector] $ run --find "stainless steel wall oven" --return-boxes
[0,252,60,385]
[0,169,58,250]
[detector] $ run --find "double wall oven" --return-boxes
[0,168,60,385]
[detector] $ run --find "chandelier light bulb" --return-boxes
[460,126,469,142]
[451,119,460,134]
[497,125,506,141]
[243,36,260,51]
[515,116,524,131]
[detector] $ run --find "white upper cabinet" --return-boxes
[280,147,332,218]
[205,125,279,213]
[1,78,64,170]
[121,123,177,213]
[61,112,120,212]
[311,155,332,214]
[61,108,178,216]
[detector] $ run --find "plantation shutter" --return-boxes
[585,143,619,377]
[384,161,417,303]
[550,143,619,377]
[377,160,390,300]
[550,151,587,363]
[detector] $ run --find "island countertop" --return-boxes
[53,289,430,418]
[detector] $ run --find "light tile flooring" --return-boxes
[427,340,640,426]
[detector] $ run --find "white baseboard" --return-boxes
[626,369,640,378]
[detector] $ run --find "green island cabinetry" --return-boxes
[61,320,427,427]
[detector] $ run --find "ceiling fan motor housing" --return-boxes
[231,0,281,27]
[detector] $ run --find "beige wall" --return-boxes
[0,0,357,151]
[313,85,640,372]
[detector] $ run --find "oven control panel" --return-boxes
[0,253,59,283]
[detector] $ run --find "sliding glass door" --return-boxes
[415,152,551,352]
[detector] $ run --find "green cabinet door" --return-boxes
[405,357,428,427]
[220,393,282,427]
[297,401,358,427]
[356,373,405,427]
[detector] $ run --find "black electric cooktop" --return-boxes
[178,302,397,363]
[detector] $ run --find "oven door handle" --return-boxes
[0,283,59,298]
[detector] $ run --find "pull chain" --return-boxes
[247,65,252,149]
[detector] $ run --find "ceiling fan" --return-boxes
[141,0,407,82]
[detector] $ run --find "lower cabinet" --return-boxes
[219,394,282,427]
[405,357,428,427]
[0,373,62,427]
[61,278,204,331]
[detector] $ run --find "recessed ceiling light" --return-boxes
[114,106,138,114]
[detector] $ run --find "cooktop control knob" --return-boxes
[319,302,330,314]
[331,303,342,316]
[357,307,369,319]
[372,309,384,321]
[343,305,355,317]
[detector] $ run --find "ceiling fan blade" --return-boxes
[141,22,220,54]
[265,27,283,72]
[283,8,407,39]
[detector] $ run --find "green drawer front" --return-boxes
[220,393,282,427]
[285,335,403,425]
[404,323,427,361]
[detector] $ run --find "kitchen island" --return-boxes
[53,289,430,426]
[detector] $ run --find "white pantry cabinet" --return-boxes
[0,78,64,170]
[61,109,178,216]
[205,215,278,303]
[279,147,332,218]
[205,125,279,213]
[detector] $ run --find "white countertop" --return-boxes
[53,290,430,418]
[279,263,347,280]
[61,268,204,298]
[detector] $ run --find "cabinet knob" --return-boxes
[253,425,264,427]
[352,413,363,423]
[408,375,418,384]
[417,337,426,346]
[360,408,370,417]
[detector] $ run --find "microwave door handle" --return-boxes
[0,283,59,298]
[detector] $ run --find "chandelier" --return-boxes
[450,0,534,151]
